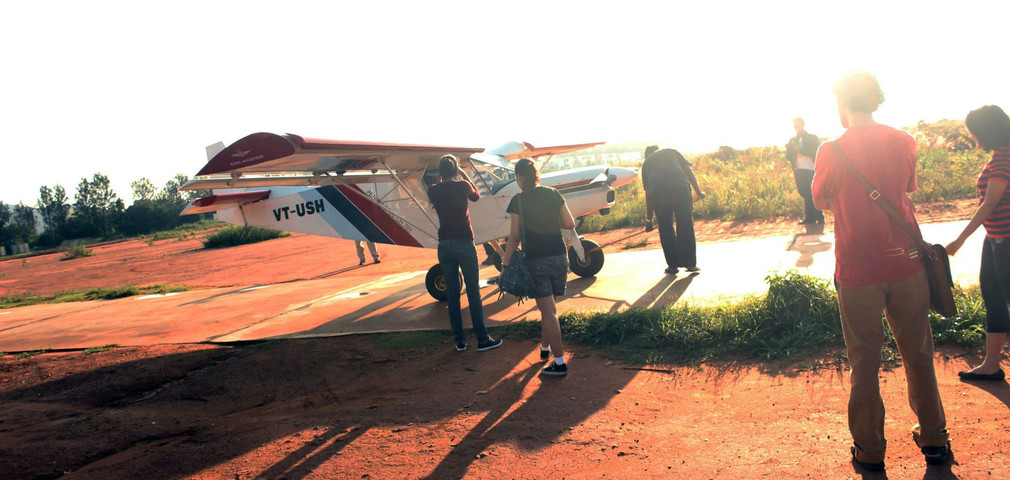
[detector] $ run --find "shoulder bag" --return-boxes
[499,194,535,303]
[829,141,956,317]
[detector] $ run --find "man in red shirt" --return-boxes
[812,71,950,471]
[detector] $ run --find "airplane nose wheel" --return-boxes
[425,264,464,301]
[568,239,604,277]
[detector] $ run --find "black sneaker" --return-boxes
[477,337,503,352]
[922,442,952,466]
[542,362,568,376]
[685,266,701,273]
[455,341,467,352]
[539,348,551,361]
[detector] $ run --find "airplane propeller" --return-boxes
[590,167,617,186]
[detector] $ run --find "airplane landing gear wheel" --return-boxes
[568,239,604,277]
[425,264,463,301]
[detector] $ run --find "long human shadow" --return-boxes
[628,272,697,310]
[422,354,637,479]
[3,336,632,479]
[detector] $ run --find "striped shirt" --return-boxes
[978,146,1010,238]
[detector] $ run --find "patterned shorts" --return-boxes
[527,253,569,298]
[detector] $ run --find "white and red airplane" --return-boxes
[180,133,637,300]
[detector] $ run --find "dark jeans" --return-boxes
[437,239,489,343]
[654,186,696,269]
[794,168,823,222]
[980,236,1010,333]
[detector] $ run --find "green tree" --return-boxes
[10,203,37,243]
[37,185,70,246]
[0,201,10,231]
[71,173,122,237]
[131,177,157,202]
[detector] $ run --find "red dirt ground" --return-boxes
[2,199,1008,479]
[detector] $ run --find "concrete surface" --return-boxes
[0,220,986,352]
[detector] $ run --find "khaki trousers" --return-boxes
[837,268,949,463]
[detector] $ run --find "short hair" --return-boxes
[966,105,1010,152]
[438,154,458,179]
[793,117,805,126]
[833,71,884,113]
[644,145,659,159]
[514,158,539,187]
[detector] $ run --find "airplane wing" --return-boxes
[194,133,484,176]
[480,141,605,160]
[179,190,271,215]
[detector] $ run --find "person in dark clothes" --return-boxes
[641,147,706,274]
[946,105,1010,381]
[643,145,659,232]
[786,117,825,224]
[502,159,577,376]
[427,155,502,353]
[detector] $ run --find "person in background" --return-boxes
[355,241,379,265]
[641,147,705,273]
[428,155,502,353]
[786,117,825,225]
[643,145,659,232]
[502,158,576,376]
[812,70,950,472]
[946,104,1010,381]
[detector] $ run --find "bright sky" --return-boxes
[2,1,1008,206]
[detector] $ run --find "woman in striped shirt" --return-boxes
[946,105,1010,381]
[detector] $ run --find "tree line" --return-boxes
[0,173,209,248]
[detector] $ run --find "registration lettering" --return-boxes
[273,199,325,221]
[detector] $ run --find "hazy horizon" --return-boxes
[3,1,1008,206]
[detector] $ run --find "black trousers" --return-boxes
[794,168,823,222]
[654,187,696,269]
[980,236,1010,333]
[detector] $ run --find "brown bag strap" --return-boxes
[828,141,934,256]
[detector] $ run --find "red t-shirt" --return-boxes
[977,146,1010,238]
[427,180,480,241]
[811,124,923,286]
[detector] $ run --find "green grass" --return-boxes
[580,124,987,233]
[1,284,189,309]
[61,242,94,261]
[499,272,987,365]
[144,219,221,245]
[15,348,50,360]
[83,344,119,356]
[202,226,289,249]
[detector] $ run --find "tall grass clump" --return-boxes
[61,242,94,261]
[502,272,987,365]
[579,121,985,233]
[202,226,288,249]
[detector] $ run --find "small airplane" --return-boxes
[180,133,638,300]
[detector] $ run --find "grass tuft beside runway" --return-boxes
[0,284,189,309]
[503,272,987,364]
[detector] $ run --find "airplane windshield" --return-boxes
[464,157,515,195]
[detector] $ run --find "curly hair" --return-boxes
[833,71,885,113]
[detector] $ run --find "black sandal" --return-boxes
[850,445,885,472]
[922,441,952,466]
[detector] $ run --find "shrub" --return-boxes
[501,272,986,365]
[61,242,94,261]
[202,226,288,249]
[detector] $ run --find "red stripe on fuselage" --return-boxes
[335,185,423,247]
[550,179,592,191]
